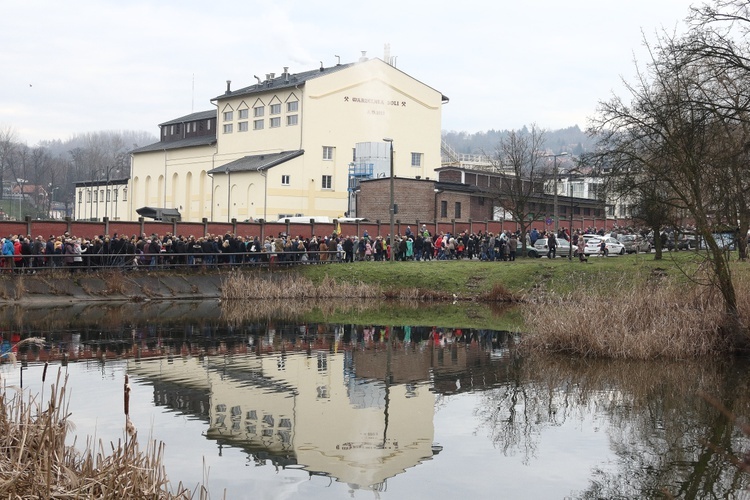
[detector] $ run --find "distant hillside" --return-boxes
[442,125,596,156]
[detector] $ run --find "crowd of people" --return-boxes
[0,223,658,272]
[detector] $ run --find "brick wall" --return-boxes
[357,178,436,223]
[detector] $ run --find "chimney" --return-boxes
[254,75,261,85]
[225,80,231,94]
[283,67,289,82]
[319,61,324,72]
[359,51,368,62]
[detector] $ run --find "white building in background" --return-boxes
[73,178,129,221]
[128,52,448,222]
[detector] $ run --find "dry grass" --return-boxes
[519,275,730,359]
[221,270,515,303]
[0,363,212,499]
[105,275,126,295]
[221,271,379,301]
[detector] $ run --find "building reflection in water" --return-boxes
[128,323,513,491]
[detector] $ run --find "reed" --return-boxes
[220,271,379,301]
[0,366,211,499]
[518,275,731,359]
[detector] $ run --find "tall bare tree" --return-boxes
[591,23,750,350]
[487,125,549,255]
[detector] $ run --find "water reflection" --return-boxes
[125,327,512,492]
[1,306,749,498]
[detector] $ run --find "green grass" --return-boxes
[295,251,707,298]
[301,301,525,331]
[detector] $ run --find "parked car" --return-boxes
[677,234,699,250]
[617,234,651,254]
[584,236,625,256]
[533,237,577,258]
[519,240,539,258]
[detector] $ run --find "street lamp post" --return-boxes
[569,181,574,260]
[383,138,395,263]
[545,152,568,234]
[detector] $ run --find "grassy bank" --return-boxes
[294,252,704,298]
[289,252,749,358]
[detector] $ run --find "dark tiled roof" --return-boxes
[208,150,304,174]
[130,135,217,154]
[75,178,130,188]
[159,110,216,127]
[213,64,355,101]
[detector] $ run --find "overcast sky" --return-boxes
[1,0,698,146]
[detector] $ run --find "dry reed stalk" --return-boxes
[220,271,381,301]
[519,277,728,359]
[0,367,198,498]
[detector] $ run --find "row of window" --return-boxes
[78,187,128,204]
[440,201,461,219]
[280,175,333,189]
[223,102,298,134]
[164,120,212,137]
[223,115,298,133]
[223,102,298,122]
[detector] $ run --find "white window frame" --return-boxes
[323,146,334,160]
[411,152,422,167]
[270,117,281,128]
[238,121,248,132]
[223,123,233,134]
[270,103,281,115]
[238,109,249,119]
[287,101,298,112]
[286,115,298,126]
[254,106,264,117]
[281,175,290,186]
[223,111,233,121]
[321,175,332,190]
[253,119,264,130]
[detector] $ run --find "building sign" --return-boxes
[344,96,407,107]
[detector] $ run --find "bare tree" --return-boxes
[487,125,549,255]
[591,26,750,350]
[0,127,18,201]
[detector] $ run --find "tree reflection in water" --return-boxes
[2,299,749,498]
[475,355,750,498]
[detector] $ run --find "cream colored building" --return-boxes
[128,349,436,489]
[129,55,448,222]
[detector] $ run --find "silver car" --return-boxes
[617,234,651,254]
[533,237,576,258]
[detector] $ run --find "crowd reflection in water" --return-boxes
[8,317,750,498]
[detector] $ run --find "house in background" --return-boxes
[128,51,448,223]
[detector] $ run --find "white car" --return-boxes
[583,236,625,256]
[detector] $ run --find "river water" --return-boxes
[0,302,748,499]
